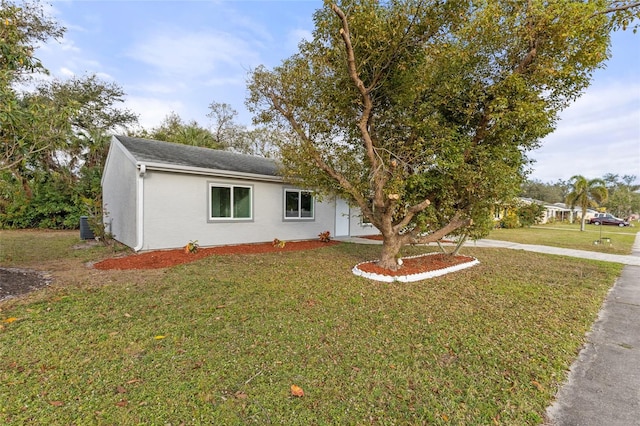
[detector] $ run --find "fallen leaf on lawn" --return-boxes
[154,335,166,340]
[532,380,544,392]
[441,414,449,421]
[126,378,142,384]
[124,313,131,317]
[49,401,64,407]
[2,317,18,324]
[235,391,248,399]
[116,386,127,394]
[290,384,304,397]
[115,399,128,407]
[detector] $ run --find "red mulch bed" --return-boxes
[360,235,455,244]
[356,253,476,277]
[94,240,340,270]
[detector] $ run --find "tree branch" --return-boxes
[594,1,640,15]
[412,213,472,245]
[331,4,388,211]
[392,198,431,234]
[264,89,373,218]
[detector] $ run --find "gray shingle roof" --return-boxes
[114,135,279,177]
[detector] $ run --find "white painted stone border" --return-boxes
[352,252,480,283]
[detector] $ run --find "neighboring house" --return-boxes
[102,136,376,251]
[495,198,576,225]
[540,202,573,223]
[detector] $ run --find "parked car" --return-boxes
[589,213,630,227]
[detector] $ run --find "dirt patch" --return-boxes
[0,268,52,302]
[94,240,341,270]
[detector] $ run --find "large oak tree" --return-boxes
[248,0,638,270]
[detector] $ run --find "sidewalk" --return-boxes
[464,238,640,266]
[346,234,640,425]
[544,233,640,426]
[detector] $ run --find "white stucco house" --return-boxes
[101,136,376,251]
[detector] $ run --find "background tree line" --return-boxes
[521,173,640,220]
[0,0,279,230]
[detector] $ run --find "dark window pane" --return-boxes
[300,192,313,218]
[211,186,231,218]
[234,186,251,218]
[285,191,299,217]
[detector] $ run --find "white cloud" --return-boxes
[127,30,261,79]
[60,67,75,77]
[530,82,640,182]
[125,97,185,129]
[132,82,185,95]
[204,76,246,87]
[288,28,312,50]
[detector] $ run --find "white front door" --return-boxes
[335,197,350,237]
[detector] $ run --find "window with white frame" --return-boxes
[209,183,252,220]
[284,189,314,220]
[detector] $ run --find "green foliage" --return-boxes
[0,2,138,231]
[247,0,635,267]
[520,178,570,203]
[517,202,547,227]
[134,111,223,149]
[0,0,72,173]
[602,173,640,219]
[0,172,83,229]
[133,104,282,158]
[501,210,521,229]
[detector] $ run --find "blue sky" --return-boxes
[39,1,639,184]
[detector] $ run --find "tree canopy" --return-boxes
[248,0,639,269]
[0,0,71,174]
[0,1,138,229]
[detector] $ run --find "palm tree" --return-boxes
[565,175,608,231]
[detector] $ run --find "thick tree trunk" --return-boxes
[375,213,473,271]
[377,234,404,271]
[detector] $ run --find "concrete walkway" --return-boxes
[346,234,640,425]
[545,233,640,426]
[464,238,640,266]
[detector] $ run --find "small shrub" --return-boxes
[517,203,546,227]
[184,240,199,254]
[272,238,286,248]
[318,231,331,242]
[501,211,520,229]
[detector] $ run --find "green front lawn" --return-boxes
[488,223,638,255]
[0,231,624,424]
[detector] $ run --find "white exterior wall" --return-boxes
[347,205,378,237]
[139,171,338,250]
[102,141,138,248]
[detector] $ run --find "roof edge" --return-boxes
[138,161,284,183]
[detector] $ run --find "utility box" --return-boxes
[79,216,95,240]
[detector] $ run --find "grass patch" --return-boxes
[0,230,120,266]
[488,224,638,255]
[0,231,625,424]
